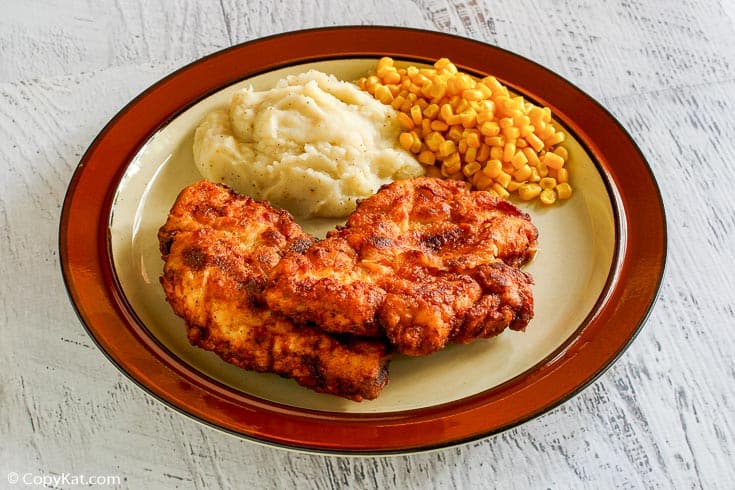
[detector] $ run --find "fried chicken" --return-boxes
[264,177,537,356]
[158,181,390,401]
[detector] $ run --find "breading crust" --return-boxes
[265,177,537,355]
[159,181,390,401]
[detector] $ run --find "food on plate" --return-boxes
[358,57,573,204]
[162,62,550,397]
[264,177,537,356]
[193,70,425,218]
[158,181,390,401]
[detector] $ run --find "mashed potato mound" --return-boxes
[193,70,424,218]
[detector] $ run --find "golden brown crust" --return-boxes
[265,177,537,356]
[158,181,390,401]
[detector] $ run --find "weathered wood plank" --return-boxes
[1,0,734,488]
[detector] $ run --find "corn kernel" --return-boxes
[425,131,444,151]
[418,150,436,166]
[430,120,449,131]
[465,146,477,163]
[399,132,415,151]
[518,183,542,201]
[377,56,393,69]
[503,126,520,140]
[392,95,406,111]
[485,135,504,147]
[542,107,552,122]
[520,124,535,137]
[476,83,493,99]
[523,147,541,167]
[409,133,422,153]
[513,164,532,182]
[511,150,528,169]
[536,122,554,140]
[528,106,545,123]
[427,82,446,100]
[507,180,523,192]
[539,188,557,205]
[365,75,380,93]
[481,76,504,93]
[473,171,493,190]
[526,133,544,152]
[438,140,457,157]
[557,167,569,183]
[443,153,461,173]
[465,132,481,148]
[556,182,573,200]
[553,146,569,161]
[499,117,514,128]
[540,177,557,189]
[513,115,531,127]
[382,69,401,85]
[374,84,393,104]
[462,89,484,101]
[542,151,565,170]
[460,110,477,128]
[490,145,504,161]
[495,171,512,188]
[477,144,490,162]
[423,103,440,119]
[410,105,423,125]
[480,121,500,136]
[483,159,503,178]
[492,183,510,199]
[502,142,516,163]
[447,126,463,142]
[529,167,541,182]
[445,114,462,126]
[397,112,414,130]
[421,118,432,136]
[463,161,482,177]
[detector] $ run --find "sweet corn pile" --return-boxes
[357,57,573,204]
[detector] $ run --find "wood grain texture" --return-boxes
[1,0,734,488]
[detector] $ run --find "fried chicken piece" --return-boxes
[342,176,538,270]
[158,181,390,401]
[265,177,537,356]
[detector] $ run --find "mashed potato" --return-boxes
[193,70,424,218]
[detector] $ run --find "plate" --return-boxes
[60,27,666,454]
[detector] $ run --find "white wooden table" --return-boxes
[2,1,734,488]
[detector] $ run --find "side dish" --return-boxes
[358,57,572,204]
[193,70,424,218]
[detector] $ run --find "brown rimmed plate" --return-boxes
[59,26,666,454]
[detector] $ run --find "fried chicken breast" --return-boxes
[158,181,390,401]
[265,177,537,356]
